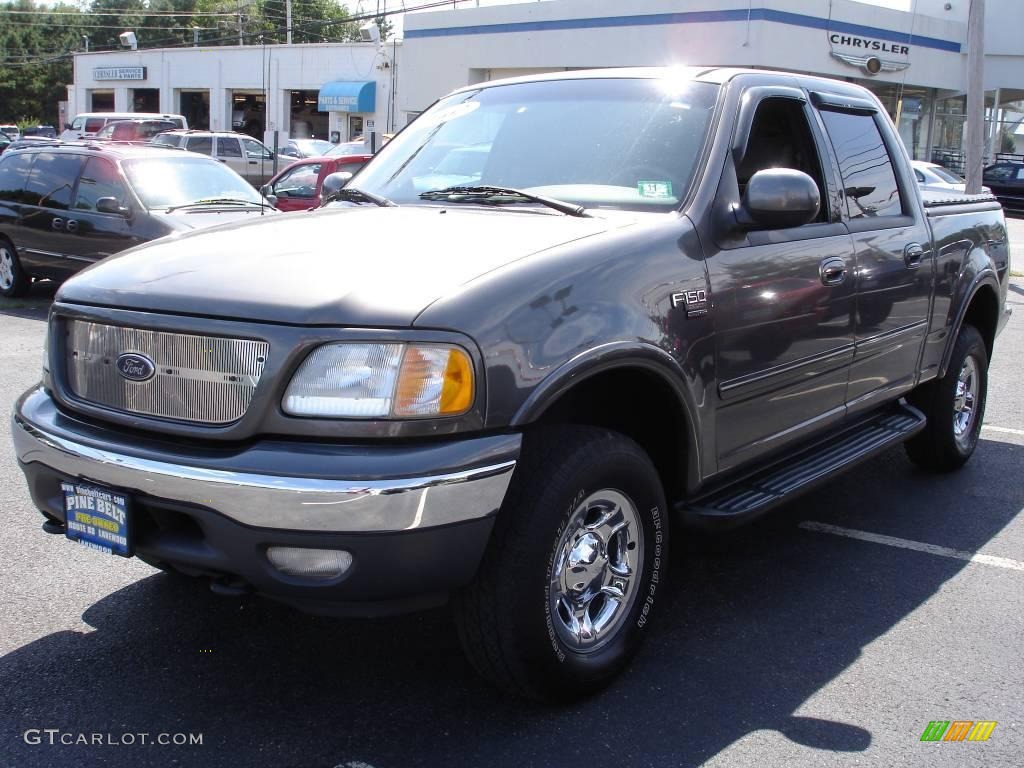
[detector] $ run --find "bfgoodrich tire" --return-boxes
[905,323,988,472]
[454,426,669,701]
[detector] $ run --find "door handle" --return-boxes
[904,242,925,269]
[819,257,848,286]
[51,218,64,231]
[248,160,257,165]
[65,219,79,233]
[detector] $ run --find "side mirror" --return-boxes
[96,197,131,217]
[738,168,820,230]
[259,184,271,196]
[64,123,72,130]
[265,194,279,208]
[321,171,353,199]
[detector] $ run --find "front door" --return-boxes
[815,101,933,415]
[64,157,141,264]
[707,93,856,471]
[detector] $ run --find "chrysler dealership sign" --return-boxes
[93,66,147,81]
[829,33,910,75]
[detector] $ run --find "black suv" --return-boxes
[0,141,277,296]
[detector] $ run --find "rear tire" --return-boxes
[905,323,988,471]
[0,238,30,298]
[455,425,669,701]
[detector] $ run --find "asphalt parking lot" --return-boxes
[0,245,1022,767]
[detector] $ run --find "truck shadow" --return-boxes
[1,439,1020,768]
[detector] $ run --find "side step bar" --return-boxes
[681,403,926,528]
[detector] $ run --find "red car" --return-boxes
[261,155,371,212]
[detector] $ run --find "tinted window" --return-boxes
[152,134,181,147]
[0,152,35,203]
[820,110,903,219]
[217,137,242,158]
[24,152,85,210]
[139,121,175,139]
[186,136,213,155]
[74,158,128,212]
[84,118,106,133]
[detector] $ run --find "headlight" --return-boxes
[282,342,474,419]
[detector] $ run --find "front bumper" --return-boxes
[13,387,520,615]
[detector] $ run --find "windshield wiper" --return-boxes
[418,185,590,217]
[321,187,397,208]
[166,198,265,213]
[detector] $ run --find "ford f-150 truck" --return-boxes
[12,68,1011,701]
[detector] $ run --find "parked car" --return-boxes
[0,142,277,296]
[0,124,20,140]
[231,99,264,137]
[912,160,990,195]
[983,161,1024,211]
[94,119,179,142]
[260,154,372,211]
[278,139,335,159]
[60,112,187,141]
[10,69,1010,701]
[151,129,276,186]
[0,133,10,155]
[22,125,57,139]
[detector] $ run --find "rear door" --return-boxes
[707,88,857,471]
[16,151,87,279]
[0,152,36,263]
[812,93,933,415]
[215,136,248,180]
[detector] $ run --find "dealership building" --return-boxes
[67,0,1023,168]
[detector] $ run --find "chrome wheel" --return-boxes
[0,247,13,291]
[549,489,644,653]
[953,355,979,448]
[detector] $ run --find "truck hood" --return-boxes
[157,205,280,232]
[58,206,624,326]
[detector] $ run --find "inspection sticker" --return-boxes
[638,180,673,199]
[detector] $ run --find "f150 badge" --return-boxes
[671,289,709,318]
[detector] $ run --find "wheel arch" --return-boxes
[941,275,1000,377]
[510,342,702,501]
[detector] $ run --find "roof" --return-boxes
[4,140,195,159]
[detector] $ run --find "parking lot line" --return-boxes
[982,424,1024,437]
[798,521,1024,572]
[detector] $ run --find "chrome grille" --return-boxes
[64,320,269,424]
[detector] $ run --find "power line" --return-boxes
[0,8,238,16]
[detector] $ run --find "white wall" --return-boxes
[400,0,970,113]
[70,42,403,142]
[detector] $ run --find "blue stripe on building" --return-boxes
[405,7,961,54]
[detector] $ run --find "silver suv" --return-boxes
[152,130,275,186]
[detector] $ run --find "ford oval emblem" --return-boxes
[115,352,156,382]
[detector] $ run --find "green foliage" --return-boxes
[0,0,364,125]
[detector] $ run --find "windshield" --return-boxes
[326,141,368,157]
[123,156,264,209]
[355,77,719,212]
[293,139,333,156]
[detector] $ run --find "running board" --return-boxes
[681,403,926,528]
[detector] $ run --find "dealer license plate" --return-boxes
[61,482,132,557]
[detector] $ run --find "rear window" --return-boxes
[24,152,85,209]
[186,136,213,155]
[820,110,904,219]
[0,152,35,203]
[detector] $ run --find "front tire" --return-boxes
[905,323,988,471]
[0,238,30,298]
[455,426,669,701]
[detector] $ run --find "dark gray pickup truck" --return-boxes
[13,67,1011,700]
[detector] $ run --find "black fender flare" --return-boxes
[939,269,1001,378]
[510,341,704,489]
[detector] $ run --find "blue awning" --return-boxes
[318,81,376,113]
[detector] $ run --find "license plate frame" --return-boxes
[61,481,132,557]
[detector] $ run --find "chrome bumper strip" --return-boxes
[14,416,516,533]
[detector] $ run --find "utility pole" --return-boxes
[286,0,292,44]
[964,0,985,194]
[237,0,244,46]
